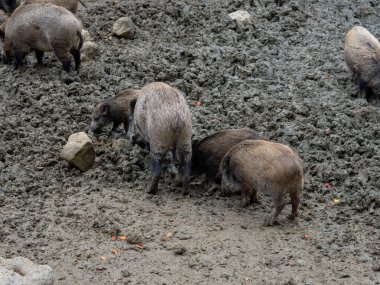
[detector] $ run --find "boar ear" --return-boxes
[100,103,109,115]
[129,98,137,113]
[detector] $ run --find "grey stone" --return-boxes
[81,41,98,61]
[228,10,252,24]
[113,17,135,39]
[0,256,54,285]
[61,132,95,172]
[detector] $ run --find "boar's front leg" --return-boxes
[35,50,44,65]
[13,49,27,69]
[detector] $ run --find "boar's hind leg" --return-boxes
[70,47,81,71]
[35,50,44,65]
[288,189,300,220]
[264,189,285,226]
[54,47,72,72]
[177,144,191,195]
[147,152,164,194]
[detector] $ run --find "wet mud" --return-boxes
[0,0,379,284]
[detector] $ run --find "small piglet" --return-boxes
[220,140,304,226]
[90,89,142,135]
[127,82,192,195]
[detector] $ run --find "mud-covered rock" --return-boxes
[0,256,53,285]
[112,16,135,39]
[81,41,98,61]
[61,132,95,171]
[81,29,91,42]
[228,10,252,25]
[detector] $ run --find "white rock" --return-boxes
[81,41,98,61]
[0,256,54,285]
[81,29,91,42]
[112,17,135,39]
[61,132,95,172]
[228,10,252,24]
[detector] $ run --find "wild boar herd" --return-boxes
[0,0,378,225]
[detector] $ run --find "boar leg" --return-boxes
[35,50,44,65]
[177,144,191,195]
[288,189,300,220]
[147,153,163,194]
[358,78,368,99]
[13,50,27,69]
[70,47,81,71]
[264,190,285,226]
[54,47,72,72]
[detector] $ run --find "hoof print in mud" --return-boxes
[61,131,95,172]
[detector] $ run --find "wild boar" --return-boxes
[0,3,83,71]
[220,140,304,226]
[127,82,192,195]
[90,89,142,135]
[345,26,380,102]
[192,128,266,191]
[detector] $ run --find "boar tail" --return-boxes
[77,30,83,50]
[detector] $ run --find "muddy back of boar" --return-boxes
[0,3,83,71]
[127,82,192,195]
[90,89,142,135]
[345,26,380,102]
[220,140,304,226]
[17,0,82,13]
[192,128,266,190]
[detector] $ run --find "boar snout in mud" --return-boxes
[90,89,142,136]
[127,82,192,195]
[191,128,266,192]
[345,26,380,102]
[1,3,83,72]
[220,139,304,226]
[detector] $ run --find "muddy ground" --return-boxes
[0,0,379,284]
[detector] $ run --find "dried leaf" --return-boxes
[195,101,201,107]
[244,276,251,282]
[100,256,107,260]
[111,248,120,254]
[96,267,106,271]
[111,236,117,241]
[165,232,173,238]
[303,233,310,239]
[332,198,340,205]
[119,236,127,240]
[160,237,166,242]
[136,242,144,249]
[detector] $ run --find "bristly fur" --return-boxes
[220,139,304,226]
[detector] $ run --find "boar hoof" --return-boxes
[263,217,275,227]
[181,188,189,195]
[146,185,158,194]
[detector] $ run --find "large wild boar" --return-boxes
[345,26,380,102]
[220,140,304,226]
[1,0,84,14]
[90,89,142,135]
[192,128,266,191]
[0,3,83,71]
[127,82,192,195]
